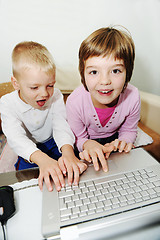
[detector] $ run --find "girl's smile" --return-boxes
[84,55,126,108]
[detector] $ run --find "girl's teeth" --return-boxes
[100,90,110,93]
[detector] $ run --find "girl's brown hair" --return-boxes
[79,26,135,91]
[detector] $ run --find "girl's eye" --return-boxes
[90,70,97,75]
[112,69,121,74]
[47,85,54,88]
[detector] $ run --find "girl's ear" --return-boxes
[11,76,20,90]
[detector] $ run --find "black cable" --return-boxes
[1,222,7,240]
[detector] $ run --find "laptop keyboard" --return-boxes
[58,168,160,226]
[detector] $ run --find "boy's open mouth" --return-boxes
[37,99,46,107]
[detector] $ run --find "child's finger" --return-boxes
[124,142,133,152]
[79,151,85,160]
[66,164,73,186]
[103,144,114,155]
[97,151,108,172]
[43,173,55,192]
[58,157,67,176]
[118,141,126,152]
[105,151,112,159]
[81,150,92,163]
[50,168,65,191]
[78,162,87,174]
[56,168,66,188]
[112,139,120,151]
[72,165,80,186]
[38,174,44,191]
[91,153,100,171]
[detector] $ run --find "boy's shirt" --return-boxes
[0,88,75,161]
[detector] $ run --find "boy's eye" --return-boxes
[30,87,38,90]
[47,84,54,88]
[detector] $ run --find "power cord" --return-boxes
[1,222,7,240]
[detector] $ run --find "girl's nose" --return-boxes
[100,74,111,85]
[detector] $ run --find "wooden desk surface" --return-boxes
[0,168,39,187]
[138,122,160,163]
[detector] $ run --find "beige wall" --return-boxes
[0,0,160,95]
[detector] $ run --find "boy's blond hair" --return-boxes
[79,26,135,91]
[12,41,56,80]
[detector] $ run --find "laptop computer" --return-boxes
[41,148,160,240]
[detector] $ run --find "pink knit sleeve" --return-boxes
[118,88,141,143]
[66,89,89,152]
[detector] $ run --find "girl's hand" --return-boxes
[79,140,114,172]
[109,139,133,153]
[58,156,87,186]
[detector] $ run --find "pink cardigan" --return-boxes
[66,84,141,152]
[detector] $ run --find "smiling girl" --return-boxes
[66,26,141,172]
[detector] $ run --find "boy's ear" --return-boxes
[11,76,20,90]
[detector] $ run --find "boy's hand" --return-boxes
[79,140,114,172]
[30,150,65,192]
[109,139,133,153]
[58,156,87,186]
[58,145,87,186]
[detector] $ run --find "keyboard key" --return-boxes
[94,190,101,196]
[79,212,87,217]
[83,198,90,205]
[86,192,94,198]
[80,205,88,212]
[88,203,96,210]
[79,193,87,200]
[88,210,95,215]
[70,214,78,219]
[72,207,80,214]
[90,196,98,203]
[61,216,70,222]
[154,187,160,193]
[64,196,72,203]
[79,182,86,189]
[96,208,103,213]
[61,209,71,217]
[96,184,103,190]
[59,190,74,198]
[111,197,119,205]
[67,202,75,209]
[75,200,83,207]
[154,181,160,187]
[103,199,112,206]
[118,196,127,203]
[89,186,96,191]
[96,202,104,209]
[86,181,94,187]
[98,195,105,201]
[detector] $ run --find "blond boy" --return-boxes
[0,41,87,191]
